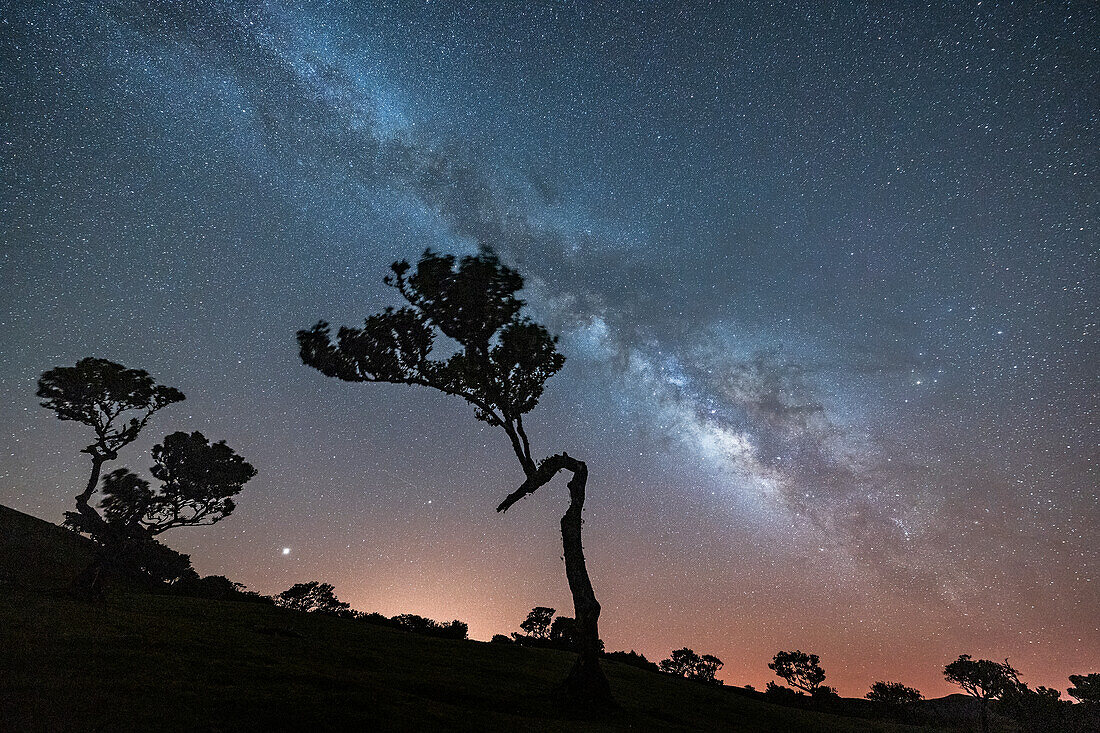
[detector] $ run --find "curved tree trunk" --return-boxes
[70,453,113,600]
[557,461,614,709]
[497,453,615,711]
[75,455,109,531]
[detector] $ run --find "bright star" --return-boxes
[281,547,291,556]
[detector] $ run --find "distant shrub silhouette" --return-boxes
[357,611,469,640]
[490,634,513,644]
[605,650,659,673]
[178,574,271,603]
[866,681,923,707]
[391,614,469,640]
[943,655,1018,733]
[769,650,826,694]
[297,249,612,707]
[274,581,351,615]
[520,607,555,639]
[764,681,803,701]
[659,648,724,685]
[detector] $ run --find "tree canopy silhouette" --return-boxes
[659,648,724,685]
[100,431,256,534]
[38,358,185,537]
[297,248,613,708]
[769,650,826,694]
[520,606,556,640]
[274,581,351,615]
[1068,673,1100,704]
[943,655,1018,733]
[866,681,923,707]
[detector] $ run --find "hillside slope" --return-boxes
[0,505,944,732]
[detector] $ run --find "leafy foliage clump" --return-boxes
[100,432,256,535]
[37,358,185,461]
[274,582,352,616]
[659,648,724,685]
[866,680,923,707]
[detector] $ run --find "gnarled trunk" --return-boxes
[70,453,113,599]
[75,454,110,533]
[497,453,615,711]
[558,461,614,709]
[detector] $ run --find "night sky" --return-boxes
[2,1,1096,696]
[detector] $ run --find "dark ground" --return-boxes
[0,504,949,732]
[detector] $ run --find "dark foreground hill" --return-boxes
[0,505,945,732]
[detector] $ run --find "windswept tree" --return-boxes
[769,650,826,694]
[274,581,351,615]
[37,358,184,535]
[943,655,1017,733]
[297,248,613,707]
[520,606,556,640]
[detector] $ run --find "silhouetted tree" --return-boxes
[769,650,826,694]
[274,581,351,615]
[943,655,1017,733]
[695,654,724,685]
[660,648,700,677]
[37,358,184,537]
[99,431,256,535]
[1068,673,1100,704]
[490,634,513,644]
[659,648,724,684]
[297,248,613,708]
[1067,673,1100,732]
[520,606,556,639]
[866,680,924,708]
[999,670,1068,733]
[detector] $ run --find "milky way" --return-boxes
[1,1,1096,695]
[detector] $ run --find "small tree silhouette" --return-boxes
[298,248,613,708]
[866,681,923,707]
[520,606,556,639]
[943,655,1017,733]
[37,358,184,536]
[274,581,351,615]
[659,648,724,684]
[769,650,826,694]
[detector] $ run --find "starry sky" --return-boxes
[2,0,1097,697]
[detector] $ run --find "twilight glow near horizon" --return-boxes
[1,1,1096,696]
